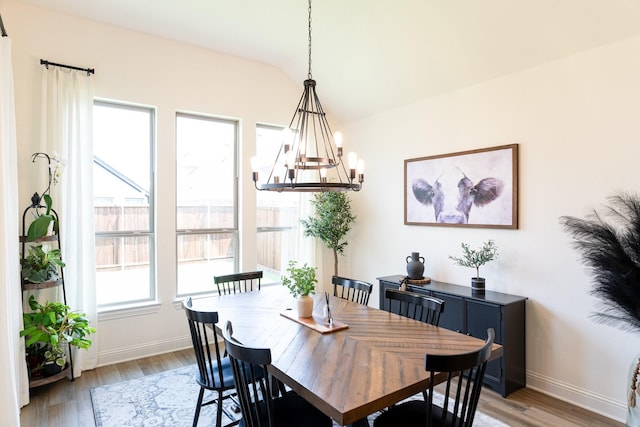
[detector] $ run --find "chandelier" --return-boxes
[251,0,364,192]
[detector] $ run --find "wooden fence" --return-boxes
[95,205,297,272]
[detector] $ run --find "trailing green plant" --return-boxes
[25,343,66,369]
[21,244,65,283]
[449,240,499,279]
[300,192,356,276]
[20,295,96,372]
[282,260,318,298]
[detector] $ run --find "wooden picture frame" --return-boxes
[404,144,518,229]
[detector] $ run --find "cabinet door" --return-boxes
[432,292,464,333]
[379,281,400,312]
[466,300,502,390]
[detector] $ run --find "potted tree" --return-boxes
[282,260,318,318]
[449,240,499,293]
[20,295,96,378]
[300,192,356,277]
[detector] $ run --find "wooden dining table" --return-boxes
[190,285,502,426]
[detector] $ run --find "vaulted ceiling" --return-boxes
[17,0,640,121]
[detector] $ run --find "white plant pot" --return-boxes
[297,295,314,318]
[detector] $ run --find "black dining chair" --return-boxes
[384,288,445,326]
[332,275,373,306]
[215,271,263,295]
[221,320,333,427]
[183,297,239,427]
[373,329,495,427]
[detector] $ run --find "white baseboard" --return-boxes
[96,336,193,367]
[527,370,626,423]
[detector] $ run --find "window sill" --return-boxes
[98,301,162,321]
[172,294,215,310]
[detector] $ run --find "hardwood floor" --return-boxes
[19,349,623,427]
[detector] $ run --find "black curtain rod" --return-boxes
[40,59,95,75]
[0,14,8,37]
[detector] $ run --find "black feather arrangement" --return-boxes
[560,192,640,333]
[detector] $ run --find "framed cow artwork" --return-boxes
[404,144,518,229]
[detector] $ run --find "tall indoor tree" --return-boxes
[301,192,356,277]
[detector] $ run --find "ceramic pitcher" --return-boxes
[406,252,425,280]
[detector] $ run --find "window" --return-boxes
[176,113,238,296]
[256,125,300,284]
[93,101,155,307]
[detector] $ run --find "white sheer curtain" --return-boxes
[41,66,97,377]
[297,192,317,267]
[0,33,29,422]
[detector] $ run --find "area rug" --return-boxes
[90,364,509,426]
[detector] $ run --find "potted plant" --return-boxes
[26,152,64,241]
[300,192,356,277]
[20,295,96,378]
[449,240,499,292]
[21,243,65,284]
[282,260,318,318]
[26,193,58,241]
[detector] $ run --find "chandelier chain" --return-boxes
[308,0,312,79]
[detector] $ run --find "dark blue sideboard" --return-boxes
[377,275,527,397]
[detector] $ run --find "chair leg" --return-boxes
[216,390,224,427]
[193,387,205,427]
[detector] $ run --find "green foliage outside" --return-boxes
[300,192,356,276]
[282,260,318,298]
[449,240,499,279]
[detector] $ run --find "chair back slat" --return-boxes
[182,297,240,427]
[384,288,445,326]
[332,275,373,306]
[222,320,275,427]
[183,298,229,389]
[215,271,263,295]
[424,329,495,427]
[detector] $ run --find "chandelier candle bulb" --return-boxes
[250,156,259,172]
[286,151,295,169]
[334,132,344,157]
[347,152,358,169]
[357,159,365,183]
[250,156,259,183]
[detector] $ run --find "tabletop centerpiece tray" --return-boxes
[280,308,348,334]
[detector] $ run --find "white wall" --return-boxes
[4,0,307,365]
[344,35,640,421]
[5,0,640,422]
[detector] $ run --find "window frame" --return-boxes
[93,99,157,309]
[255,123,301,283]
[175,112,239,297]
